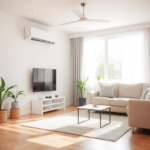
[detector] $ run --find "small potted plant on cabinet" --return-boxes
[77,77,89,106]
[10,89,25,118]
[0,77,17,123]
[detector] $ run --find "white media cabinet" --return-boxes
[32,97,65,115]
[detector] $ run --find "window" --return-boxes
[82,30,144,90]
[108,37,122,79]
[82,38,105,89]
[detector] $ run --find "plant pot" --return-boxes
[11,101,19,109]
[79,98,86,106]
[0,109,7,123]
[10,108,20,119]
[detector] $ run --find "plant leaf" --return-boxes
[5,85,17,93]
[76,77,89,98]
[16,90,25,100]
[0,77,5,89]
[2,91,14,101]
[0,77,6,104]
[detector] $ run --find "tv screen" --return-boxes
[33,68,56,92]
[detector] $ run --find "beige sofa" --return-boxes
[86,83,150,113]
[128,100,150,132]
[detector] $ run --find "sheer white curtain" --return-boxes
[121,30,144,83]
[82,29,150,91]
[143,28,150,82]
[82,38,105,90]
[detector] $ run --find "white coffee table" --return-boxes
[77,104,111,128]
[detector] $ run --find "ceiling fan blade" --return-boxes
[60,20,81,25]
[73,10,86,19]
[88,19,109,23]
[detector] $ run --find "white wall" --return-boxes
[0,11,71,115]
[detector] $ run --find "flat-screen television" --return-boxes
[33,68,56,92]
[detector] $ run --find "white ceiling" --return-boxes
[0,0,150,34]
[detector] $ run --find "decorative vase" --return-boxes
[79,98,86,106]
[93,100,97,107]
[0,109,7,123]
[11,101,19,109]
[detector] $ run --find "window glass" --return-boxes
[82,30,144,90]
[82,38,105,89]
[108,37,123,79]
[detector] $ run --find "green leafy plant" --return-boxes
[11,89,25,102]
[0,77,17,111]
[77,77,89,98]
[96,75,101,81]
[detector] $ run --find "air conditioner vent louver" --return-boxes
[25,27,57,44]
[31,37,54,44]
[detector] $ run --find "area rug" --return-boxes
[22,110,130,141]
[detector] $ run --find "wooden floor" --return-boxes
[0,106,150,150]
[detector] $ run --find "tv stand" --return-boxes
[32,97,65,115]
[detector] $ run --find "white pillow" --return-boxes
[99,83,114,98]
[141,87,150,99]
[146,90,150,99]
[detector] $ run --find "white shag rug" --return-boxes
[22,110,130,141]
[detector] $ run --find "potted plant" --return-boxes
[96,75,101,81]
[77,77,89,106]
[0,77,17,123]
[11,89,25,109]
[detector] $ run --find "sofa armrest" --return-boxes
[128,99,150,129]
[86,91,99,105]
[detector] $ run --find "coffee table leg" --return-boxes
[100,108,111,128]
[109,107,111,123]
[88,110,90,120]
[78,109,90,124]
[100,111,101,128]
[78,108,79,124]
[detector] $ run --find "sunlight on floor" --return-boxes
[26,133,87,148]
[0,125,50,135]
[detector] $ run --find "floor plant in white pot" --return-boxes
[0,77,17,123]
[11,89,25,109]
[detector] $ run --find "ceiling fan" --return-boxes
[60,3,110,25]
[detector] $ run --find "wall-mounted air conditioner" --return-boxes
[25,27,57,44]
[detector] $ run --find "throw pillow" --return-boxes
[141,87,150,99]
[99,83,115,98]
[146,90,150,99]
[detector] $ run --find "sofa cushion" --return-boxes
[99,83,114,98]
[99,83,118,97]
[146,90,150,99]
[126,106,129,115]
[110,98,129,107]
[91,97,110,105]
[142,83,150,93]
[118,83,142,99]
[114,83,119,98]
[141,87,150,99]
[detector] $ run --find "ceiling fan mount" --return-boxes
[60,3,109,25]
[80,3,86,16]
[80,3,86,7]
